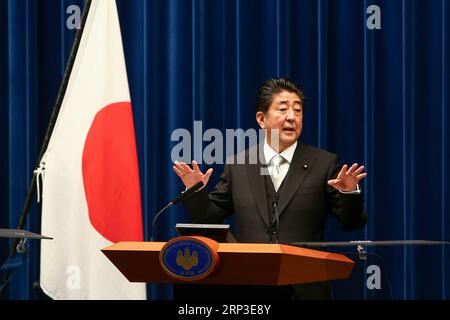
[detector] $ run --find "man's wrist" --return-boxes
[339,184,361,194]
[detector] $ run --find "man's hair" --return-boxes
[256,78,305,114]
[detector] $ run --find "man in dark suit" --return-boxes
[172,78,367,299]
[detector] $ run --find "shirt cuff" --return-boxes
[339,184,361,194]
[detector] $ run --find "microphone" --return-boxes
[265,176,280,243]
[270,196,280,244]
[150,181,204,241]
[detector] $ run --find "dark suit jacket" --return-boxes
[182,141,367,299]
[184,141,367,241]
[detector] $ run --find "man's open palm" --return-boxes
[327,163,367,192]
[173,160,213,189]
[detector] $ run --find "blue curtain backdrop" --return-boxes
[0,0,449,300]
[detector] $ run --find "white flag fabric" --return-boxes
[40,0,146,300]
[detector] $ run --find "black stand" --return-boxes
[0,229,52,298]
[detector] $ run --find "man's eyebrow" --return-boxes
[276,99,302,105]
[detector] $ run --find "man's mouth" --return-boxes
[282,128,295,132]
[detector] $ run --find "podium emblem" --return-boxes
[159,236,219,281]
[176,247,199,270]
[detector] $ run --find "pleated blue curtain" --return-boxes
[0,0,449,300]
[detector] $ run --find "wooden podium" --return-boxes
[102,236,354,286]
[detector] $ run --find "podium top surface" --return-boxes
[291,240,450,247]
[0,229,52,239]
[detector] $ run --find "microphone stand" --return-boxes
[150,181,204,241]
[150,202,174,242]
[271,201,279,243]
[265,175,280,244]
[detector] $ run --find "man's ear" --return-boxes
[256,111,266,129]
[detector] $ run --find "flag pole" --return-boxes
[0,0,92,298]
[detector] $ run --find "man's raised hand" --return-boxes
[173,160,213,189]
[327,163,367,192]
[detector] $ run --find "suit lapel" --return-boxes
[276,142,316,218]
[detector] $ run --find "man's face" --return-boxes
[256,90,303,151]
